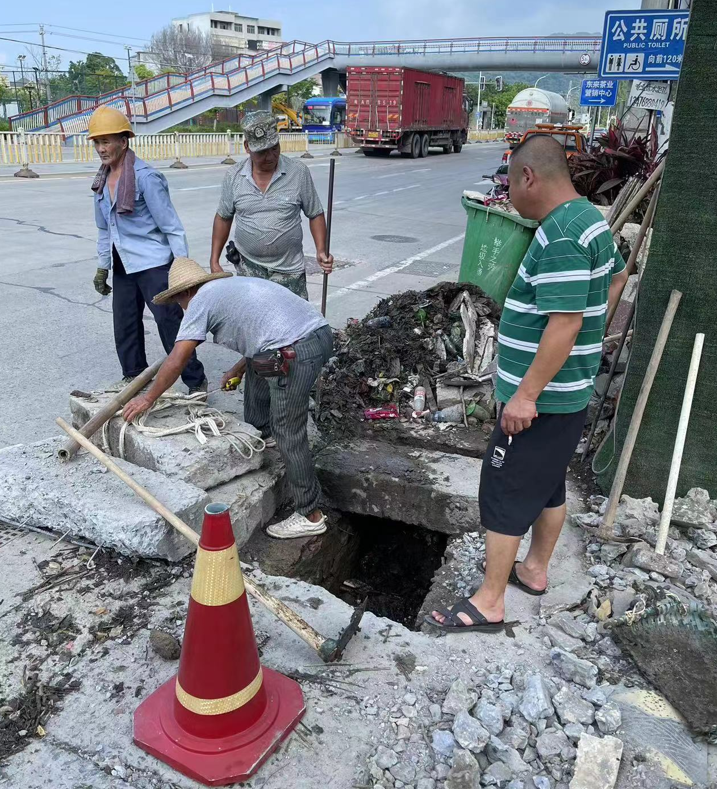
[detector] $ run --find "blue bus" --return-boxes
[302,97,346,141]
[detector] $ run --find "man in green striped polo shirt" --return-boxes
[428,135,627,633]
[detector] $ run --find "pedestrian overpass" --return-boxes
[10,37,601,136]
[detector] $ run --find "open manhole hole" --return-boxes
[246,512,447,630]
[370,234,418,244]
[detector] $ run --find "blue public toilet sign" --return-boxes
[580,79,617,107]
[599,10,690,80]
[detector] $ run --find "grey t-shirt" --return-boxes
[176,277,328,358]
[216,155,324,275]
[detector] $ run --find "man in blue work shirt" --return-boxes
[89,106,205,392]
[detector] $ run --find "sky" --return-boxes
[0,1,642,76]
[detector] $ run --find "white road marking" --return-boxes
[328,232,465,301]
[392,184,420,192]
[374,190,390,196]
[178,184,221,191]
[353,195,368,201]
[377,167,431,179]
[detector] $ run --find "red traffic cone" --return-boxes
[133,503,305,786]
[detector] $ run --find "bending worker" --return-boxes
[123,258,333,541]
[209,111,333,299]
[89,106,206,392]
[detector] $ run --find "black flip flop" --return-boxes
[424,597,504,633]
[474,561,547,597]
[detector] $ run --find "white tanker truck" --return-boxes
[504,88,569,145]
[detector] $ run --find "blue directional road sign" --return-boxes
[580,79,617,108]
[599,9,690,80]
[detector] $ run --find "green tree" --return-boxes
[133,64,155,82]
[466,81,530,127]
[66,52,125,96]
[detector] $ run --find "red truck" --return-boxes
[346,66,470,158]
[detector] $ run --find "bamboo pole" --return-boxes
[605,183,661,334]
[609,159,665,236]
[655,333,705,555]
[58,358,164,460]
[55,417,328,656]
[598,289,682,541]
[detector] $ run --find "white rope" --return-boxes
[96,390,265,461]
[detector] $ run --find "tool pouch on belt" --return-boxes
[226,240,242,265]
[251,347,296,378]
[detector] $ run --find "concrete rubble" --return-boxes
[70,389,264,490]
[0,437,206,560]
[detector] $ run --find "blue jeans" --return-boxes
[111,248,205,387]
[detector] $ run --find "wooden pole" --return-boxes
[597,289,682,541]
[655,333,705,555]
[55,417,326,655]
[609,159,665,236]
[58,358,165,460]
[320,157,335,317]
[605,184,661,335]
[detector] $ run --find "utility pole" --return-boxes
[125,46,138,135]
[17,55,27,109]
[39,24,51,103]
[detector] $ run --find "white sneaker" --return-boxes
[266,512,327,540]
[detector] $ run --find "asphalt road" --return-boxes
[0,142,504,447]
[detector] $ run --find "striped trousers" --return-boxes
[244,325,333,515]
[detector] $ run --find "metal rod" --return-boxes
[655,333,705,555]
[58,358,165,460]
[598,289,682,541]
[320,157,335,317]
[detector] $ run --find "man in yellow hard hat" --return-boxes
[88,105,206,392]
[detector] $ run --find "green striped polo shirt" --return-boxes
[496,197,625,413]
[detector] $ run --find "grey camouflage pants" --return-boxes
[244,325,333,515]
[233,257,309,300]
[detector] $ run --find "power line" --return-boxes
[46,31,149,51]
[0,34,113,58]
[46,24,148,44]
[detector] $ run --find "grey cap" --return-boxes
[243,110,280,153]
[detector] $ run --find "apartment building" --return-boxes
[172,10,283,54]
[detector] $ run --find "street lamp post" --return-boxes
[17,55,27,109]
[534,74,550,88]
[125,46,138,135]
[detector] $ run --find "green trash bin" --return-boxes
[458,196,539,306]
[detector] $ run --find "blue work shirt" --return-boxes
[94,157,188,274]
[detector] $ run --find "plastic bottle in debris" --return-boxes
[413,386,426,412]
[365,316,392,329]
[430,404,464,423]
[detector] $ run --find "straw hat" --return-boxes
[152,257,232,305]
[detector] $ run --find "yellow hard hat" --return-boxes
[87,105,135,139]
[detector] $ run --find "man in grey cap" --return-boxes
[209,110,333,299]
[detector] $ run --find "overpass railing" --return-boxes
[10,36,601,134]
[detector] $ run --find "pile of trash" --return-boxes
[317,283,502,434]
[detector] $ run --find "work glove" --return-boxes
[93,268,112,296]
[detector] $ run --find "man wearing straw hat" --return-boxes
[88,105,206,393]
[208,110,333,300]
[123,257,334,540]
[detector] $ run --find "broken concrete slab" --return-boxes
[570,734,623,789]
[0,438,206,560]
[207,455,286,547]
[436,381,484,410]
[315,440,481,534]
[622,545,682,579]
[540,576,595,618]
[70,390,263,490]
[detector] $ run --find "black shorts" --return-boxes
[479,406,587,537]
